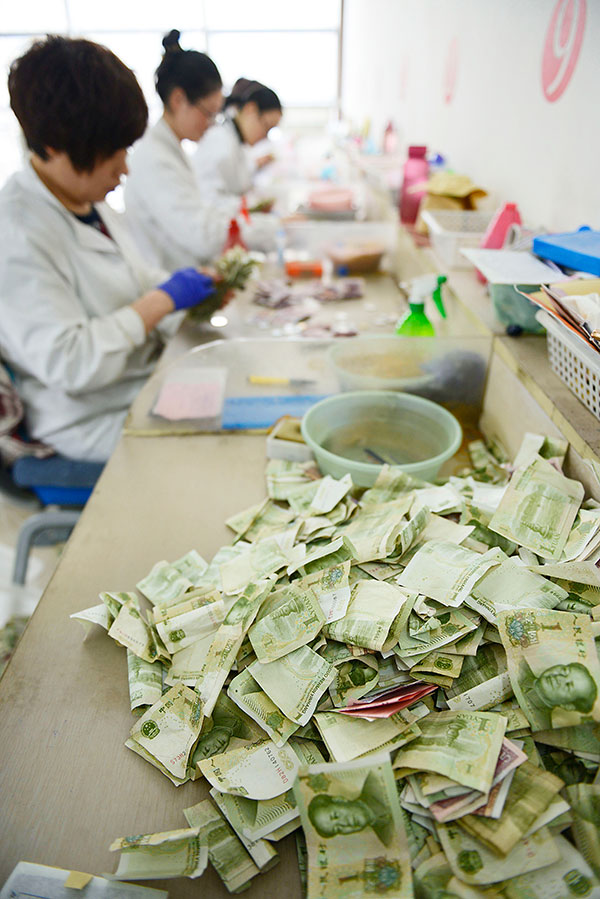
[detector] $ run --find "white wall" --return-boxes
[342,0,600,231]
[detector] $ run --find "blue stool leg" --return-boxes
[13,509,80,585]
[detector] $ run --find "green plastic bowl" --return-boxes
[301,390,462,487]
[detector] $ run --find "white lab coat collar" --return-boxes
[19,161,120,255]
[152,117,191,165]
[153,115,181,146]
[71,210,120,254]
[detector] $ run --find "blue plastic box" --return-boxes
[533,227,600,276]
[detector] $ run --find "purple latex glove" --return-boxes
[158,268,215,311]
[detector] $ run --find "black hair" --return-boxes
[8,35,148,173]
[155,30,222,105]
[224,78,282,114]
[223,77,254,109]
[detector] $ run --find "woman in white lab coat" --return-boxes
[193,79,282,199]
[125,32,277,270]
[0,36,216,462]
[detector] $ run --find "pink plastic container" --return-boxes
[399,146,428,225]
[476,202,522,282]
[308,187,354,212]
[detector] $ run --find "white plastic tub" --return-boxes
[329,336,435,393]
[421,209,493,269]
[284,221,397,265]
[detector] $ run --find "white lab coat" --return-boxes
[192,117,254,198]
[124,118,240,271]
[0,163,181,462]
[125,118,278,267]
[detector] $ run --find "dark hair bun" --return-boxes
[155,37,222,104]
[162,30,182,53]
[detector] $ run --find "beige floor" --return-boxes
[0,492,62,628]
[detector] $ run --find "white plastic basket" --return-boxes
[284,220,397,259]
[537,310,600,420]
[421,209,493,269]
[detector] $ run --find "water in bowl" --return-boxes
[321,417,436,466]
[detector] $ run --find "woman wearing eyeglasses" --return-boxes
[193,78,282,200]
[125,31,276,270]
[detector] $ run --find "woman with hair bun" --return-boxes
[193,78,283,198]
[125,31,276,270]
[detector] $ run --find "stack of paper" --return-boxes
[460,248,562,284]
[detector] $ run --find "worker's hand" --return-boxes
[200,268,235,307]
[256,153,275,169]
[157,268,215,311]
[197,265,217,279]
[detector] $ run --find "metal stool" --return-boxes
[7,455,103,584]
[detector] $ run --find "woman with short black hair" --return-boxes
[193,78,283,199]
[9,36,149,173]
[125,30,277,270]
[0,36,215,461]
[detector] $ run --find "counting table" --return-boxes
[2,223,600,894]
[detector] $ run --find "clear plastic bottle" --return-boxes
[275,226,286,274]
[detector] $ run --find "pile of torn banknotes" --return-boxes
[72,432,600,897]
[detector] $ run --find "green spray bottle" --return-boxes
[396,274,447,336]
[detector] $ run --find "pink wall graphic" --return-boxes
[542,0,586,102]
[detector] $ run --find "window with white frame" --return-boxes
[0,0,342,188]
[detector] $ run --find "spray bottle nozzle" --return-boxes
[406,274,447,316]
[396,273,447,336]
[432,275,447,319]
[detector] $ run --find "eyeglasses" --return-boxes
[195,100,219,123]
